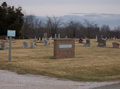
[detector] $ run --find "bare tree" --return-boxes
[22,14,44,38]
[113,26,120,38]
[84,19,99,38]
[45,16,62,37]
[68,20,81,38]
[64,20,84,38]
[22,15,36,37]
[101,25,110,38]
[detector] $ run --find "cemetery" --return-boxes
[0,2,120,89]
[0,37,120,81]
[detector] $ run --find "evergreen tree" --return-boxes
[0,2,24,37]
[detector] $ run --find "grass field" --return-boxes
[0,38,120,81]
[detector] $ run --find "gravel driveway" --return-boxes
[0,70,119,89]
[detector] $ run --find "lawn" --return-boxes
[0,38,120,81]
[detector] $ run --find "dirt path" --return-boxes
[0,70,119,89]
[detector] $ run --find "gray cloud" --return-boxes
[61,13,120,29]
[1,0,120,29]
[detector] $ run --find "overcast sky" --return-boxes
[1,0,120,16]
[0,0,120,28]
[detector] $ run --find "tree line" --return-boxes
[0,2,120,39]
[22,15,120,39]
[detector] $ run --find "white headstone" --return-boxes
[65,36,67,39]
[96,35,97,39]
[55,34,56,38]
[30,42,35,48]
[44,33,45,38]
[44,33,47,39]
[105,37,107,40]
[58,34,60,39]
[22,42,29,48]
[46,33,47,39]
[44,40,49,46]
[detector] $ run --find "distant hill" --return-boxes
[36,13,120,29]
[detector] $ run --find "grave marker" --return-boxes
[55,34,57,39]
[84,39,90,47]
[65,36,67,39]
[112,42,120,48]
[79,37,84,43]
[96,35,97,39]
[58,34,60,39]
[44,33,47,39]
[30,42,35,48]
[1,41,6,50]
[44,40,49,46]
[22,42,29,48]
[97,38,107,47]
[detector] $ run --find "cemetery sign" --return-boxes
[7,30,16,62]
[54,39,75,59]
[7,30,16,37]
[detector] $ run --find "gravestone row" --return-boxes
[22,42,35,48]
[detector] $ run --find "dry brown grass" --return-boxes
[0,38,120,81]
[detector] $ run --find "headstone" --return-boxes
[84,39,90,47]
[1,41,6,50]
[65,36,67,39]
[109,38,111,41]
[79,37,84,43]
[12,38,16,43]
[101,35,103,39]
[5,37,8,42]
[85,36,87,39]
[96,35,97,39]
[44,40,49,46]
[105,37,107,40]
[44,33,47,39]
[30,42,35,48]
[52,41,54,44]
[58,34,60,39]
[55,34,57,39]
[35,36,36,39]
[97,38,107,47]
[112,42,120,48]
[22,42,29,48]
[33,40,37,45]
